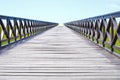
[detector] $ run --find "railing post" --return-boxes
[6,18,10,44]
[0,32,1,47]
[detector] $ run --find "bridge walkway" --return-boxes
[0,26,120,80]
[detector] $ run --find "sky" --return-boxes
[0,0,120,23]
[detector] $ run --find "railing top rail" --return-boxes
[0,15,37,21]
[0,15,56,24]
[84,11,120,20]
[68,11,120,23]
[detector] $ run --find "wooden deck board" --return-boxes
[0,26,120,80]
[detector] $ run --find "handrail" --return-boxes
[65,11,120,55]
[0,15,58,48]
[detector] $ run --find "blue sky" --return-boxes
[0,0,120,23]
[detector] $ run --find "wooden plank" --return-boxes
[0,26,120,80]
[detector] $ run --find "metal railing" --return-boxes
[0,15,58,48]
[65,11,120,55]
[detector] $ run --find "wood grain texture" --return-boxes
[0,26,120,80]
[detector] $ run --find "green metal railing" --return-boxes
[0,15,58,48]
[65,11,120,55]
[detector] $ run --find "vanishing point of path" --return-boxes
[0,26,120,80]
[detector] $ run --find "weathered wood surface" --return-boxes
[0,26,120,80]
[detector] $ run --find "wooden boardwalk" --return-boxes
[0,26,120,80]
